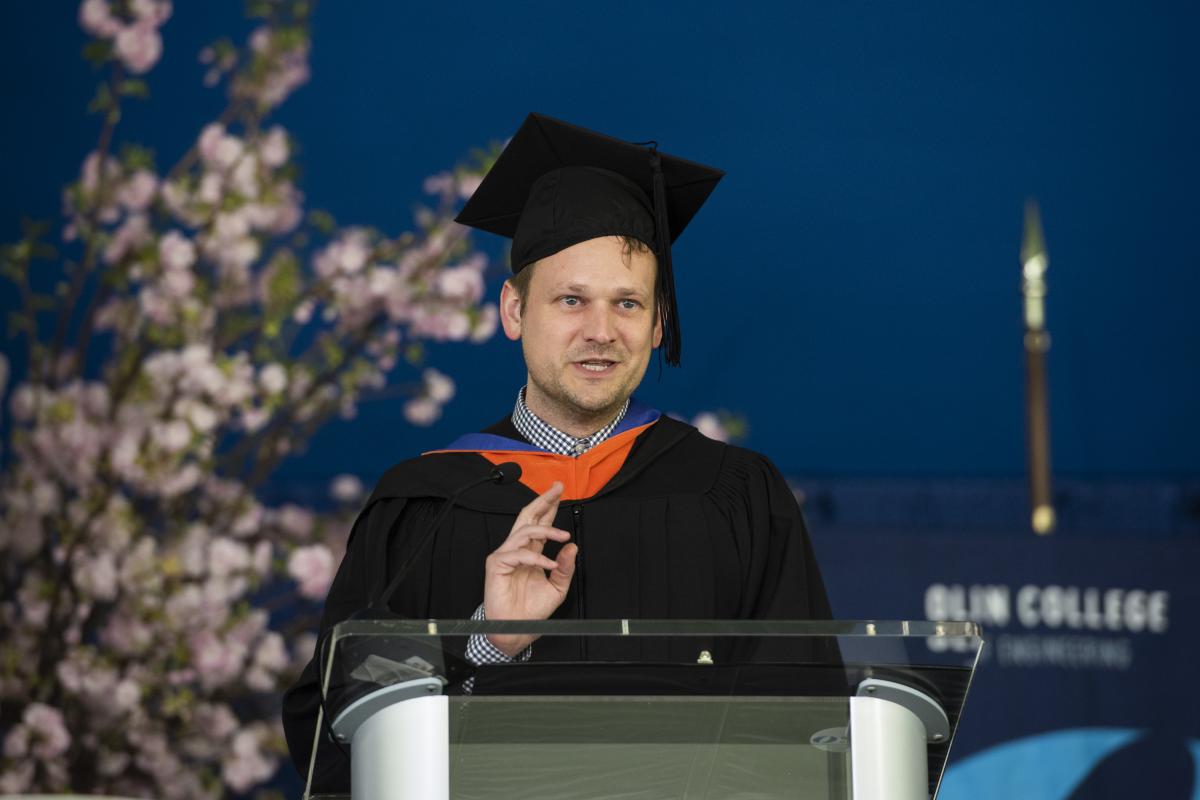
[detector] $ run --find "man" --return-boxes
[282,113,833,792]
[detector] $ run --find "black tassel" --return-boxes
[648,149,681,366]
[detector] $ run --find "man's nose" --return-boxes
[581,303,617,343]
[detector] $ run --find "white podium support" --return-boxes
[849,678,949,800]
[331,677,449,800]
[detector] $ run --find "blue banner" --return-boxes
[816,528,1200,798]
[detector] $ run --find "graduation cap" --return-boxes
[455,113,724,366]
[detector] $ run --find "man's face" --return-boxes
[500,236,662,433]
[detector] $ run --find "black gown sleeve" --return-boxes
[709,446,838,665]
[711,446,834,621]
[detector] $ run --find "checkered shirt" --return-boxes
[511,388,630,457]
[464,388,631,668]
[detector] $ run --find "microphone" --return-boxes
[369,461,522,613]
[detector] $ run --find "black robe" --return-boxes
[282,414,833,792]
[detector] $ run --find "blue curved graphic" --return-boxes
[937,728,1141,800]
[1191,741,1200,800]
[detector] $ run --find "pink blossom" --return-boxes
[197,170,223,204]
[230,503,264,538]
[423,172,454,197]
[159,267,195,299]
[329,474,363,503]
[159,462,203,497]
[103,213,151,264]
[32,479,60,514]
[3,725,29,758]
[292,632,318,664]
[246,631,287,691]
[222,727,276,792]
[209,234,260,274]
[114,22,163,75]
[24,703,71,760]
[82,381,110,415]
[227,609,268,647]
[18,577,51,627]
[80,150,121,194]
[79,0,121,38]
[116,169,158,211]
[131,0,172,25]
[423,368,455,403]
[74,550,119,601]
[692,412,730,442]
[436,263,484,303]
[101,612,154,655]
[230,152,260,197]
[292,298,315,324]
[367,265,398,298]
[108,429,143,479]
[403,396,441,426]
[259,363,287,394]
[153,418,192,452]
[9,384,38,420]
[252,539,272,576]
[254,632,288,671]
[240,406,269,433]
[259,125,289,167]
[287,544,335,599]
[436,309,472,340]
[176,398,218,433]
[248,26,271,53]
[190,630,248,689]
[198,124,243,170]
[255,49,310,109]
[158,230,196,271]
[208,537,251,578]
[268,193,303,233]
[471,303,499,342]
[193,702,238,740]
[0,762,33,794]
[275,504,314,538]
[457,173,483,199]
[96,749,131,777]
[336,231,370,274]
[113,679,141,713]
[164,584,224,630]
[131,730,183,786]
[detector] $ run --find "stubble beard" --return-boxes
[526,361,637,433]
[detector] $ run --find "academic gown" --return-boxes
[282,406,834,792]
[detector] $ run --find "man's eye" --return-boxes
[561,296,580,307]
[619,299,640,310]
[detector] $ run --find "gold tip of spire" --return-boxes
[1032,504,1056,535]
[1021,200,1047,267]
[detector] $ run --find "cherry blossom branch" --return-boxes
[49,63,126,383]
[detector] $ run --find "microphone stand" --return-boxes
[370,461,522,614]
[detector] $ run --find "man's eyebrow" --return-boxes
[556,283,648,298]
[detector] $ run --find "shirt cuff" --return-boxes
[465,604,532,664]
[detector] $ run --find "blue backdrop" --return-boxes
[3,3,1199,797]
[3,1,1198,480]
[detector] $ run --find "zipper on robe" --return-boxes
[571,503,586,659]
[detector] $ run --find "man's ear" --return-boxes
[499,280,523,342]
[652,305,664,349]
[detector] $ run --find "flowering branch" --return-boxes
[0,2,500,796]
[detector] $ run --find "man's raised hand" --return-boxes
[482,481,577,656]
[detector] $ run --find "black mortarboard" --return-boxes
[455,113,724,366]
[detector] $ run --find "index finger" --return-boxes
[515,481,564,527]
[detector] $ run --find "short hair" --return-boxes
[506,236,655,314]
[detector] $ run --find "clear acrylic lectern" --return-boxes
[305,619,983,800]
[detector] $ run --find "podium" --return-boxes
[306,619,983,800]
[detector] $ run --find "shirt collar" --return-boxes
[512,387,630,457]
